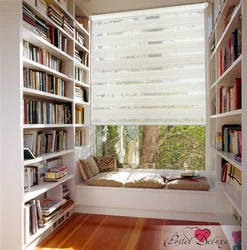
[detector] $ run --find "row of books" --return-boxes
[221,162,241,194]
[24,129,67,157]
[47,4,74,36]
[48,25,68,53]
[75,30,85,46]
[23,40,64,73]
[23,68,65,96]
[75,85,88,102]
[75,66,86,82]
[219,78,241,114]
[24,196,73,243]
[75,49,89,67]
[23,100,72,124]
[76,129,86,147]
[220,124,242,155]
[75,107,84,124]
[219,14,242,76]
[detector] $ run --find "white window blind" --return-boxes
[91,3,207,125]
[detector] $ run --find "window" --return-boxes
[91,4,207,170]
[95,125,205,170]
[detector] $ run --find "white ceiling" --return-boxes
[78,0,208,16]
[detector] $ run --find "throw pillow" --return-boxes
[87,156,100,176]
[93,155,117,172]
[79,159,93,180]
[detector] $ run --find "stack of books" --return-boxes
[165,170,207,182]
[44,166,68,182]
[23,5,37,28]
[47,4,63,27]
[63,16,74,36]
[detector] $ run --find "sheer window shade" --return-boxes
[91,4,207,125]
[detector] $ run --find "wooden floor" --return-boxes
[36,213,230,250]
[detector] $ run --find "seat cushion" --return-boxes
[124,173,165,188]
[93,155,117,172]
[85,172,130,187]
[166,180,211,190]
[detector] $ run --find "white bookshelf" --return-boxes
[207,0,246,249]
[0,0,91,249]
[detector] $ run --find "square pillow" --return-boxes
[166,180,211,190]
[79,157,99,180]
[87,156,100,176]
[93,155,117,172]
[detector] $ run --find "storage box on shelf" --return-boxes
[207,0,243,248]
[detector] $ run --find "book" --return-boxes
[24,148,35,160]
[45,169,67,179]
[40,199,67,216]
[181,170,195,177]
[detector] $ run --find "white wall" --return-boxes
[0,1,23,249]
[78,0,208,15]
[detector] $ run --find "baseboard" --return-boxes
[75,205,218,223]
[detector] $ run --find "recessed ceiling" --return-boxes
[77,0,208,16]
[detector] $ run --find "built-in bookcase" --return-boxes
[207,0,246,249]
[1,0,90,249]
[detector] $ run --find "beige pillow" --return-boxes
[93,155,117,172]
[79,157,99,180]
[87,156,100,176]
[124,173,165,188]
[166,180,211,190]
[86,172,130,187]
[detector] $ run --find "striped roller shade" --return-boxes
[91,3,207,125]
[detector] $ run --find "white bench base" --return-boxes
[75,183,217,222]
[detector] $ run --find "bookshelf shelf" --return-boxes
[209,55,242,90]
[22,25,74,62]
[75,59,90,71]
[23,149,75,166]
[217,180,241,216]
[23,57,73,81]
[74,100,90,106]
[23,124,74,129]
[75,124,90,128]
[74,79,89,88]
[75,19,90,37]
[216,150,242,171]
[215,3,242,51]
[210,109,242,118]
[24,174,74,203]
[23,0,74,41]
[24,203,75,247]
[23,87,74,102]
[75,39,90,54]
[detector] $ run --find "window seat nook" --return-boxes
[75,161,216,221]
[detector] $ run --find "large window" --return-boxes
[95,125,205,170]
[91,4,207,170]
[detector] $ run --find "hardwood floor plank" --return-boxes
[58,214,108,249]
[83,215,138,250]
